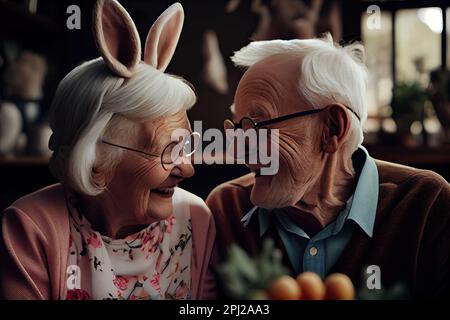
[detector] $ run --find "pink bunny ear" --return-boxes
[144,2,184,71]
[93,0,141,78]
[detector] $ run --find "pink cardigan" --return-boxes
[0,184,217,300]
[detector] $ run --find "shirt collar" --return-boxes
[241,146,379,238]
[241,206,258,228]
[241,206,271,237]
[346,146,378,237]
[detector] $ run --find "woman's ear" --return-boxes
[321,104,351,153]
[144,3,184,71]
[93,0,141,78]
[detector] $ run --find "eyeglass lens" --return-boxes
[161,133,200,169]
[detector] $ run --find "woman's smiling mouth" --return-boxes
[151,186,176,198]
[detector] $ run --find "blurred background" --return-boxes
[0,0,449,210]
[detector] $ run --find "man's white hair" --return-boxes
[232,33,368,174]
[49,58,196,195]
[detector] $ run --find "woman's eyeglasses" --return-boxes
[102,132,201,170]
[224,106,360,132]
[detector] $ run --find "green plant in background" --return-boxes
[216,239,288,300]
[391,82,427,133]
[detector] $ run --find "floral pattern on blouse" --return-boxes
[65,190,192,300]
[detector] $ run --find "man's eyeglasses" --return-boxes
[224,106,360,132]
[102,132,201,170]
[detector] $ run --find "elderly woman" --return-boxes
[0,1,215,300]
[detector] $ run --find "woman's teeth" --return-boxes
[152,187,175,196]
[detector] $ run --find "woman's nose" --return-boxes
[171,159,195,178]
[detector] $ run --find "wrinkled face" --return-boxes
[106,110,194,223]
[234,54,325,209]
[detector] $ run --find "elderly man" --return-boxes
[205,34,450,298]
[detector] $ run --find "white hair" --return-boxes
[232,33,368,174]
[49,58,196,195]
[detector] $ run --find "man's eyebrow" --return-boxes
[230,104,239,122]
[230,103,270,122]
[249,105,269,119]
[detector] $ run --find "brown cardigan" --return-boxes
[0,184,216,300]
[206,160,450,298]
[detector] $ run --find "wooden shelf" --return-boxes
[0,156,49,166]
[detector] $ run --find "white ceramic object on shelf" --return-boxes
[28,123,52,158]
[0,102,23,156]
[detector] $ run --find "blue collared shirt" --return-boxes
[241,147,379,278]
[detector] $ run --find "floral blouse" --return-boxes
[65,190,192,300]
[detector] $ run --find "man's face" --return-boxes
[233,54,325,209]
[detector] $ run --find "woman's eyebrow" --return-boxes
[142,133,155,151]
[159,127,191,147]
[143,128,166,152]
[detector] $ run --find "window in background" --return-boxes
[395,8,442,86]
[362,11,393,116]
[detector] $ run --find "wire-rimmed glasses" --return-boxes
[224,106,360,132]
[223,106,360,161]
[102,132,201,170]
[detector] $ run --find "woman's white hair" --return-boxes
[232,33,368,174]
[49,58,196,195]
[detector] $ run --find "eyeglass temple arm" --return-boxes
[343,107,361,121]
[255,106,360,127]
[255,107,327,127]
[101,140,160,158]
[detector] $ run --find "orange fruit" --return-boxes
[324,273,355,300]
[269,275,302,300]
[296,272,326,300]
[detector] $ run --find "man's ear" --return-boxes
[144,3,184,72]
[321,104,351,154]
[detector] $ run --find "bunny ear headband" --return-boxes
[93,0,185,77]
